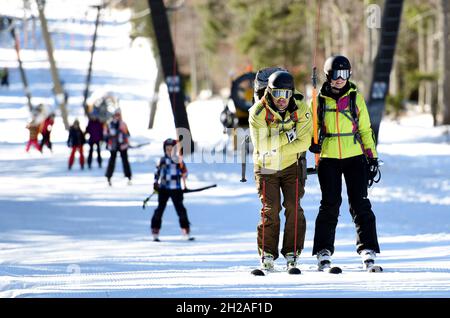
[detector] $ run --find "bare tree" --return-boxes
[442,0,450,124]
[36,0,69,130]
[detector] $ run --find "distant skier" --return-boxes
[85,112,104,169]
[39,112,55,153]
[309,55,381,272]
[151,138,192,242]
[67,119,85,170]
[249,70,312,272]
[0,67,9,88]
[104,108,132,185]
[25,116,42,153]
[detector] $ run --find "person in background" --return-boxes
[85,112,104,169]
[0,67,9,88]
[39,112,55,153]
[67,119,85,170]
[104,108,132,185]
[151,138,192,242]
[25,116,42,153]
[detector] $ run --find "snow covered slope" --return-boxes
[0,5,449,298]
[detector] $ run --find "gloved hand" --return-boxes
[153,182,159,192]
[367,157,381,187]
[367,157,379,169]
[309,138,322,154]
[262,149,277,158]
[286,127,297,143]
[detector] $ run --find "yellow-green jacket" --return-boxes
[315,82,378,159]
[249,92,313,171]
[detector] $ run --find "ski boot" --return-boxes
[317,249,332,271]
[317,249,342,274]
[261,253,274,271]
[151,228,160,242]
[360,249,382,272]
[182,228,195,241]
[285,252,301,274]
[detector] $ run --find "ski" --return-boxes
[152,237,195,242]
[318,260,342,274]
[328,266,342,274]
[364,260,383,272]
[318,266,342,274]
[251,268,266,276]
[250,267,301,275]
[366,264,383,272]
[287,267,301,275]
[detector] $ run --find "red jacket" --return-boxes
[40,117,54,135]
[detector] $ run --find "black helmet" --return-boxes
[267,71,295,91]
[163,138,177,151]
[323,55,352,81]
[254,67,287,101]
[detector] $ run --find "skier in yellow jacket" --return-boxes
[309,55,381,271]
[249,70,312,271]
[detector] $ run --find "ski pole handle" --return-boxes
[240,135,249,182]
[142,191,157,210]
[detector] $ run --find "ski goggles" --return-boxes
[270,88,293,100]
[330,69,351,80]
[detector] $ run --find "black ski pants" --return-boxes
[312,155,380,255]
[39,132,52,151]
[151,189,190,230]
[88,141,102,168]
[105,149,131,179]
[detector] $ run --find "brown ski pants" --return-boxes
[254,159,307,260]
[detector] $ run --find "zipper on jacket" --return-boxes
[336,102,342,159]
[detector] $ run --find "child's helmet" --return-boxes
[163,138,177,151]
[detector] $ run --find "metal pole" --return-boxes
[82,5,102,117]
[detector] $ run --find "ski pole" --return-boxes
[240,135,250,182]
[293,154,299,263]
[183,184,217,193]
[142,191,157,209]
[260,153,267,264]
[143,185,217,209]
[311,0,322,170]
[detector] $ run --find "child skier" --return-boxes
[67,119,85,170]
[25,116,42,153]
[151,138,192,242]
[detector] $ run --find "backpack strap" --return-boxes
[348,91,363,146]
[317,95,326,144]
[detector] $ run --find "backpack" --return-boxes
[317,91,363,146]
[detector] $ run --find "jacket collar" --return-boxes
[320,81,357,101]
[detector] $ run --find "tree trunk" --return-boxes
[426,17,436,116]
[418,18,426,112]
[442,0,450,124]
[36,0,69,130]
[148,56,164,129]
[82,5,102,117]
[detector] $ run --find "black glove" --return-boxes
[368,157,379,169]
[309,139,322,154]
[367,157,381,187]
[153,183,159,192]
